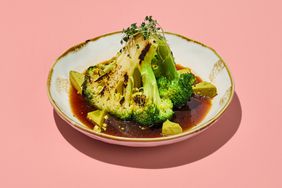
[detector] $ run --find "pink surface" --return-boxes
[1,0,281,187]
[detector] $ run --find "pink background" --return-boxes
[1,0,282,187]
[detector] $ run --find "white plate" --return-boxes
[47,32,234,147]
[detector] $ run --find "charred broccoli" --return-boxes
[82,16,194,125]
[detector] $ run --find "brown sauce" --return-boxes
[70,65,211,138]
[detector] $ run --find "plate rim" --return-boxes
[47,31,235,143]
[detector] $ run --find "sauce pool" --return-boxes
[69,65,211,138]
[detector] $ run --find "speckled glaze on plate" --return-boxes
[47,32,234,147]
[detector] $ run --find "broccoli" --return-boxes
[82,34,173,125]
[157,73,195,108]
[82,35,145,120]
[131,42,173,125]
[153,38,195,108]
[82,16,194,125]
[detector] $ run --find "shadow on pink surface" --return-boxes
[54,92,241,168]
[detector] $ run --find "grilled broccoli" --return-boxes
[82,16,194,125]
[131,42,173,125]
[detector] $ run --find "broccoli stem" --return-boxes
[156,39,179,80]
[139,43,161,105]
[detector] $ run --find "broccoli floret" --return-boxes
[158,73,195,108]
[153,38,196,108]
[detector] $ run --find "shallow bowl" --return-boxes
[47,32,234,147]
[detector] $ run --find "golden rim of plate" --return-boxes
[47,31,235,143]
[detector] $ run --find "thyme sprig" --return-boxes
[121,16,164,44]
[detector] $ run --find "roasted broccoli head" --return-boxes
[82,16,195,125]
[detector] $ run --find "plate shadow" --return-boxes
[54,92,242,169]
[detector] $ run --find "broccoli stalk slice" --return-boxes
[156,39,179,80]
[140,43,161,104]
[133,42,173,125]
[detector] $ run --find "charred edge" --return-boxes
[95,75,104,82]
[139,43,151,64]
[87,75,94,84]
[123,74,128,87]
[81,76,88,96]
[119,97,125,105]
[95,71,110,82]
[133,94,146,106]
[100,86,106,96]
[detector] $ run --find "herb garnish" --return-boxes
[121,16,164,44]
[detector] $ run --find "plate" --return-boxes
[47,32,234,147]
